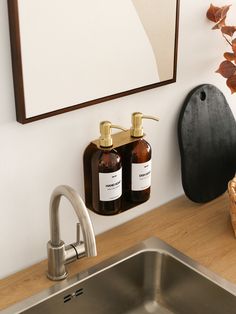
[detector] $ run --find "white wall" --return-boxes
[1,0,236,278]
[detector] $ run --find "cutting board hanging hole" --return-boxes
[200,91,206,101]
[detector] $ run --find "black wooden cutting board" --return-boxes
[178,84,236,203]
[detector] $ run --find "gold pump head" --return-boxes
[130,112,159,138]
[99,121,126,148]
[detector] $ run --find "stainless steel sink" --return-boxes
[2,237,236,314]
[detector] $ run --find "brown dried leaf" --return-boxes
[232,38,236,54]
[212,16,226,29]
[216,60,236,78]
[207,4,231,26]
[224,52,236,61]
[206,4,221,22]
[227,75,236,93]
[215,5,231,21]
[221,26,236,36]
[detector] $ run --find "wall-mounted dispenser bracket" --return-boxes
[83,129,146,215]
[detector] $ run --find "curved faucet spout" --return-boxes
[49,185,97,256]
[47,185,97,280]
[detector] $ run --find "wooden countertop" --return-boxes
[1,193,236,310]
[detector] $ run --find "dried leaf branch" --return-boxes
[206,3,236,93]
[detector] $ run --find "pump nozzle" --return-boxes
[131,112,159,138]
[99,121,126,148]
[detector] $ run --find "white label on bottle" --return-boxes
[131,160,152,191]
[99,168,122,201]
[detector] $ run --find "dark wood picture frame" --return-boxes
[8,0,180,124]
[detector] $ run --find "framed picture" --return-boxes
[8,0,180,123]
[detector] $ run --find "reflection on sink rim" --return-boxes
[1,237,236,313]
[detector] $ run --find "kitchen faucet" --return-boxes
[47,185,97,281]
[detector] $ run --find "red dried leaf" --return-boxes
[206,4,221,22]
[216,60,236,78]
[224,52,236,61]
[221,26,236,36]
[227,75,236,93]
[212,16,226,29]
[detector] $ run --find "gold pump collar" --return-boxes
[99,121,126,148]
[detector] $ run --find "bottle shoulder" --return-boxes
[130,138,151,162]
[133,138,151,149]
[92,148,121,171]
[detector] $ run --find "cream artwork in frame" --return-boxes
[8,0,179,123]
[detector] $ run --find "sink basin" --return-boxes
[2,237,236,314]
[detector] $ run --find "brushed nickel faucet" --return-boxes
[47,185,97,281]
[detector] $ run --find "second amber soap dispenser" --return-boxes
[91,121,125,215]
[125,112,159,203]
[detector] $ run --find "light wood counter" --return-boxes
[1,193,236,310]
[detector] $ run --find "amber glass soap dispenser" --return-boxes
[126,112,159,203]
[91,121,125,215]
